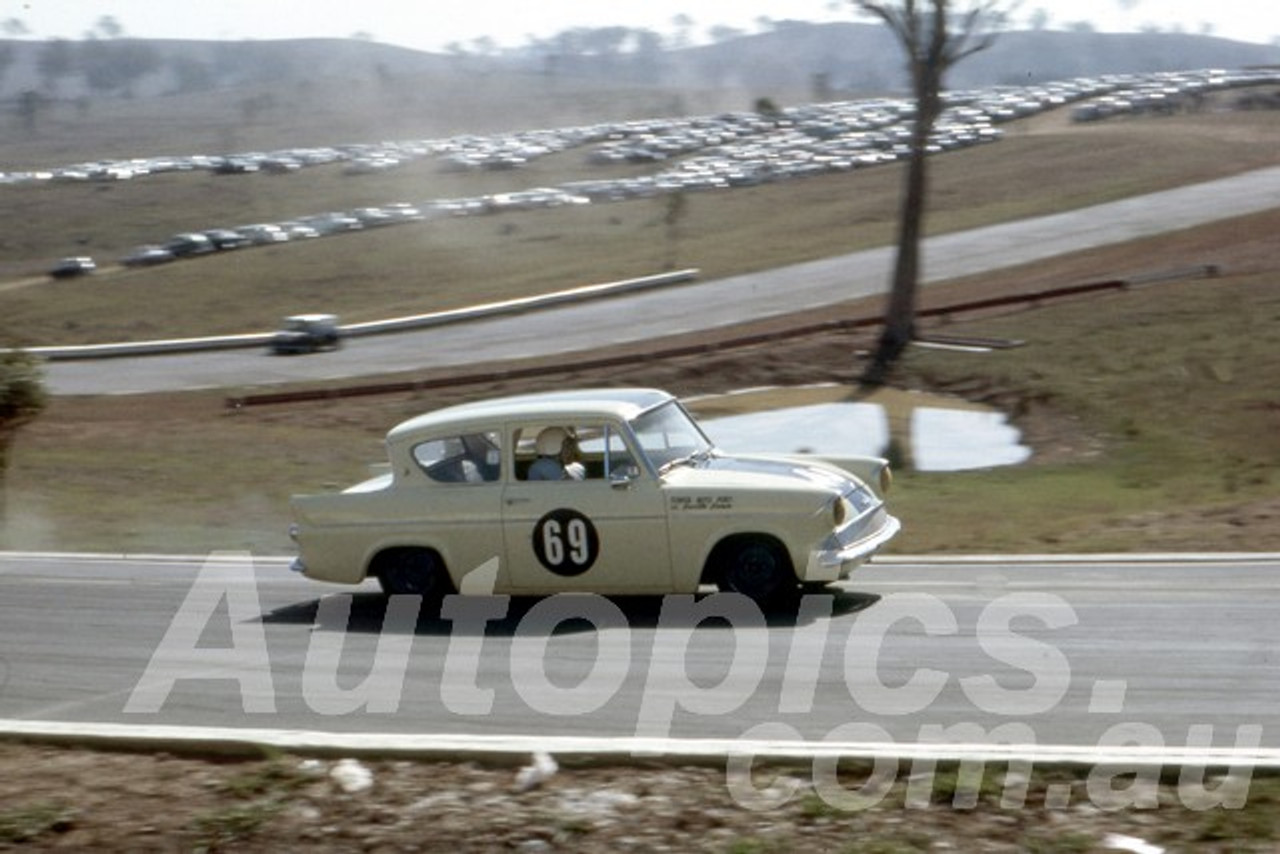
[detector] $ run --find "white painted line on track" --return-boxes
[0,719,1275,767]
[0,551,293,565]
[874,553,1280,565]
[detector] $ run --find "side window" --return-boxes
[515,423,639,481]
[413,432,502,483]
[515,424,587,482]
[603,428,640,480]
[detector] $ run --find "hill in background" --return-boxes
[681,24,1280,92]
[2,23,1277,104]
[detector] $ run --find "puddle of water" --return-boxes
[697,387,1031,472]
[909,407,1032,471]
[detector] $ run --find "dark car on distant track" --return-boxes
[270,314,342,355]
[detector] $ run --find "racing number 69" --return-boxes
[543,517,589,566]
[533,509,599,575]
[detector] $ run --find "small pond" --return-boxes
[693,386,1031,472]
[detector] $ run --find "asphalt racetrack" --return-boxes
[1,553,1275,758]
[44,165,1280,396]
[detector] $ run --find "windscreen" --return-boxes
[628,400,714,471]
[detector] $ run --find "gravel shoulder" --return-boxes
[3,741,1271,852]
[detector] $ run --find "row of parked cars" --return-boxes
[16,67,1273,192]
[1068,68,1278,122]
[48,204,428,277]
[5,145,412,187]
[33,68,1280,280]
[113,204,427,269]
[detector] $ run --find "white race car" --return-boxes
[289,388,899,604]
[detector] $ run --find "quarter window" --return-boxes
[413,432,502,483]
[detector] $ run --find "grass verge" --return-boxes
[887,210,1279,554]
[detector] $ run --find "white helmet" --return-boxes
[535,427,568,456]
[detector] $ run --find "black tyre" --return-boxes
[717,538,795,605]
[374,548,452,600]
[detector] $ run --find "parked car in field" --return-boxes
[120,245,175,267]
[164,232,215,257]
[288,388,899,604]
[299,212,363,235]
[279,221,321,240]
[203,228,251,250]
[270,313,342,354]
[237,223,290,245]
[49,256,96,279]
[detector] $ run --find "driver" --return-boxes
[528,427,586,481]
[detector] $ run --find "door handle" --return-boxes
[505,497,531,505]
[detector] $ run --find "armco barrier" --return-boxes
[23,269,700,362]
[223,265,1222,409]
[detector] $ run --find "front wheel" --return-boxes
[717,539,795,605]
[374,549,453,600]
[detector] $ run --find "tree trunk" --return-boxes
[855,0,1003,384]
[863,110,930,385]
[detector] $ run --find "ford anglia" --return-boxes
[288,388,899,604]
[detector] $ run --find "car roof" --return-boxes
[387,388,675,440]
[283,313,338,323]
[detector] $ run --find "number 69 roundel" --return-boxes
[532,509,600,576]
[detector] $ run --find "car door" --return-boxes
[501,422,672,594]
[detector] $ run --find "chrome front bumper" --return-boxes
[804,511,902,582]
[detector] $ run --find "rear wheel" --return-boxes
[374,548,453,600]
[717,538,795,605]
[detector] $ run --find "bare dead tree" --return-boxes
[855,0,1008,384]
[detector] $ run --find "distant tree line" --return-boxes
[1,16,161,98]
[441,15,818,60]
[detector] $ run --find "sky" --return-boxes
[6,0,1277,50]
